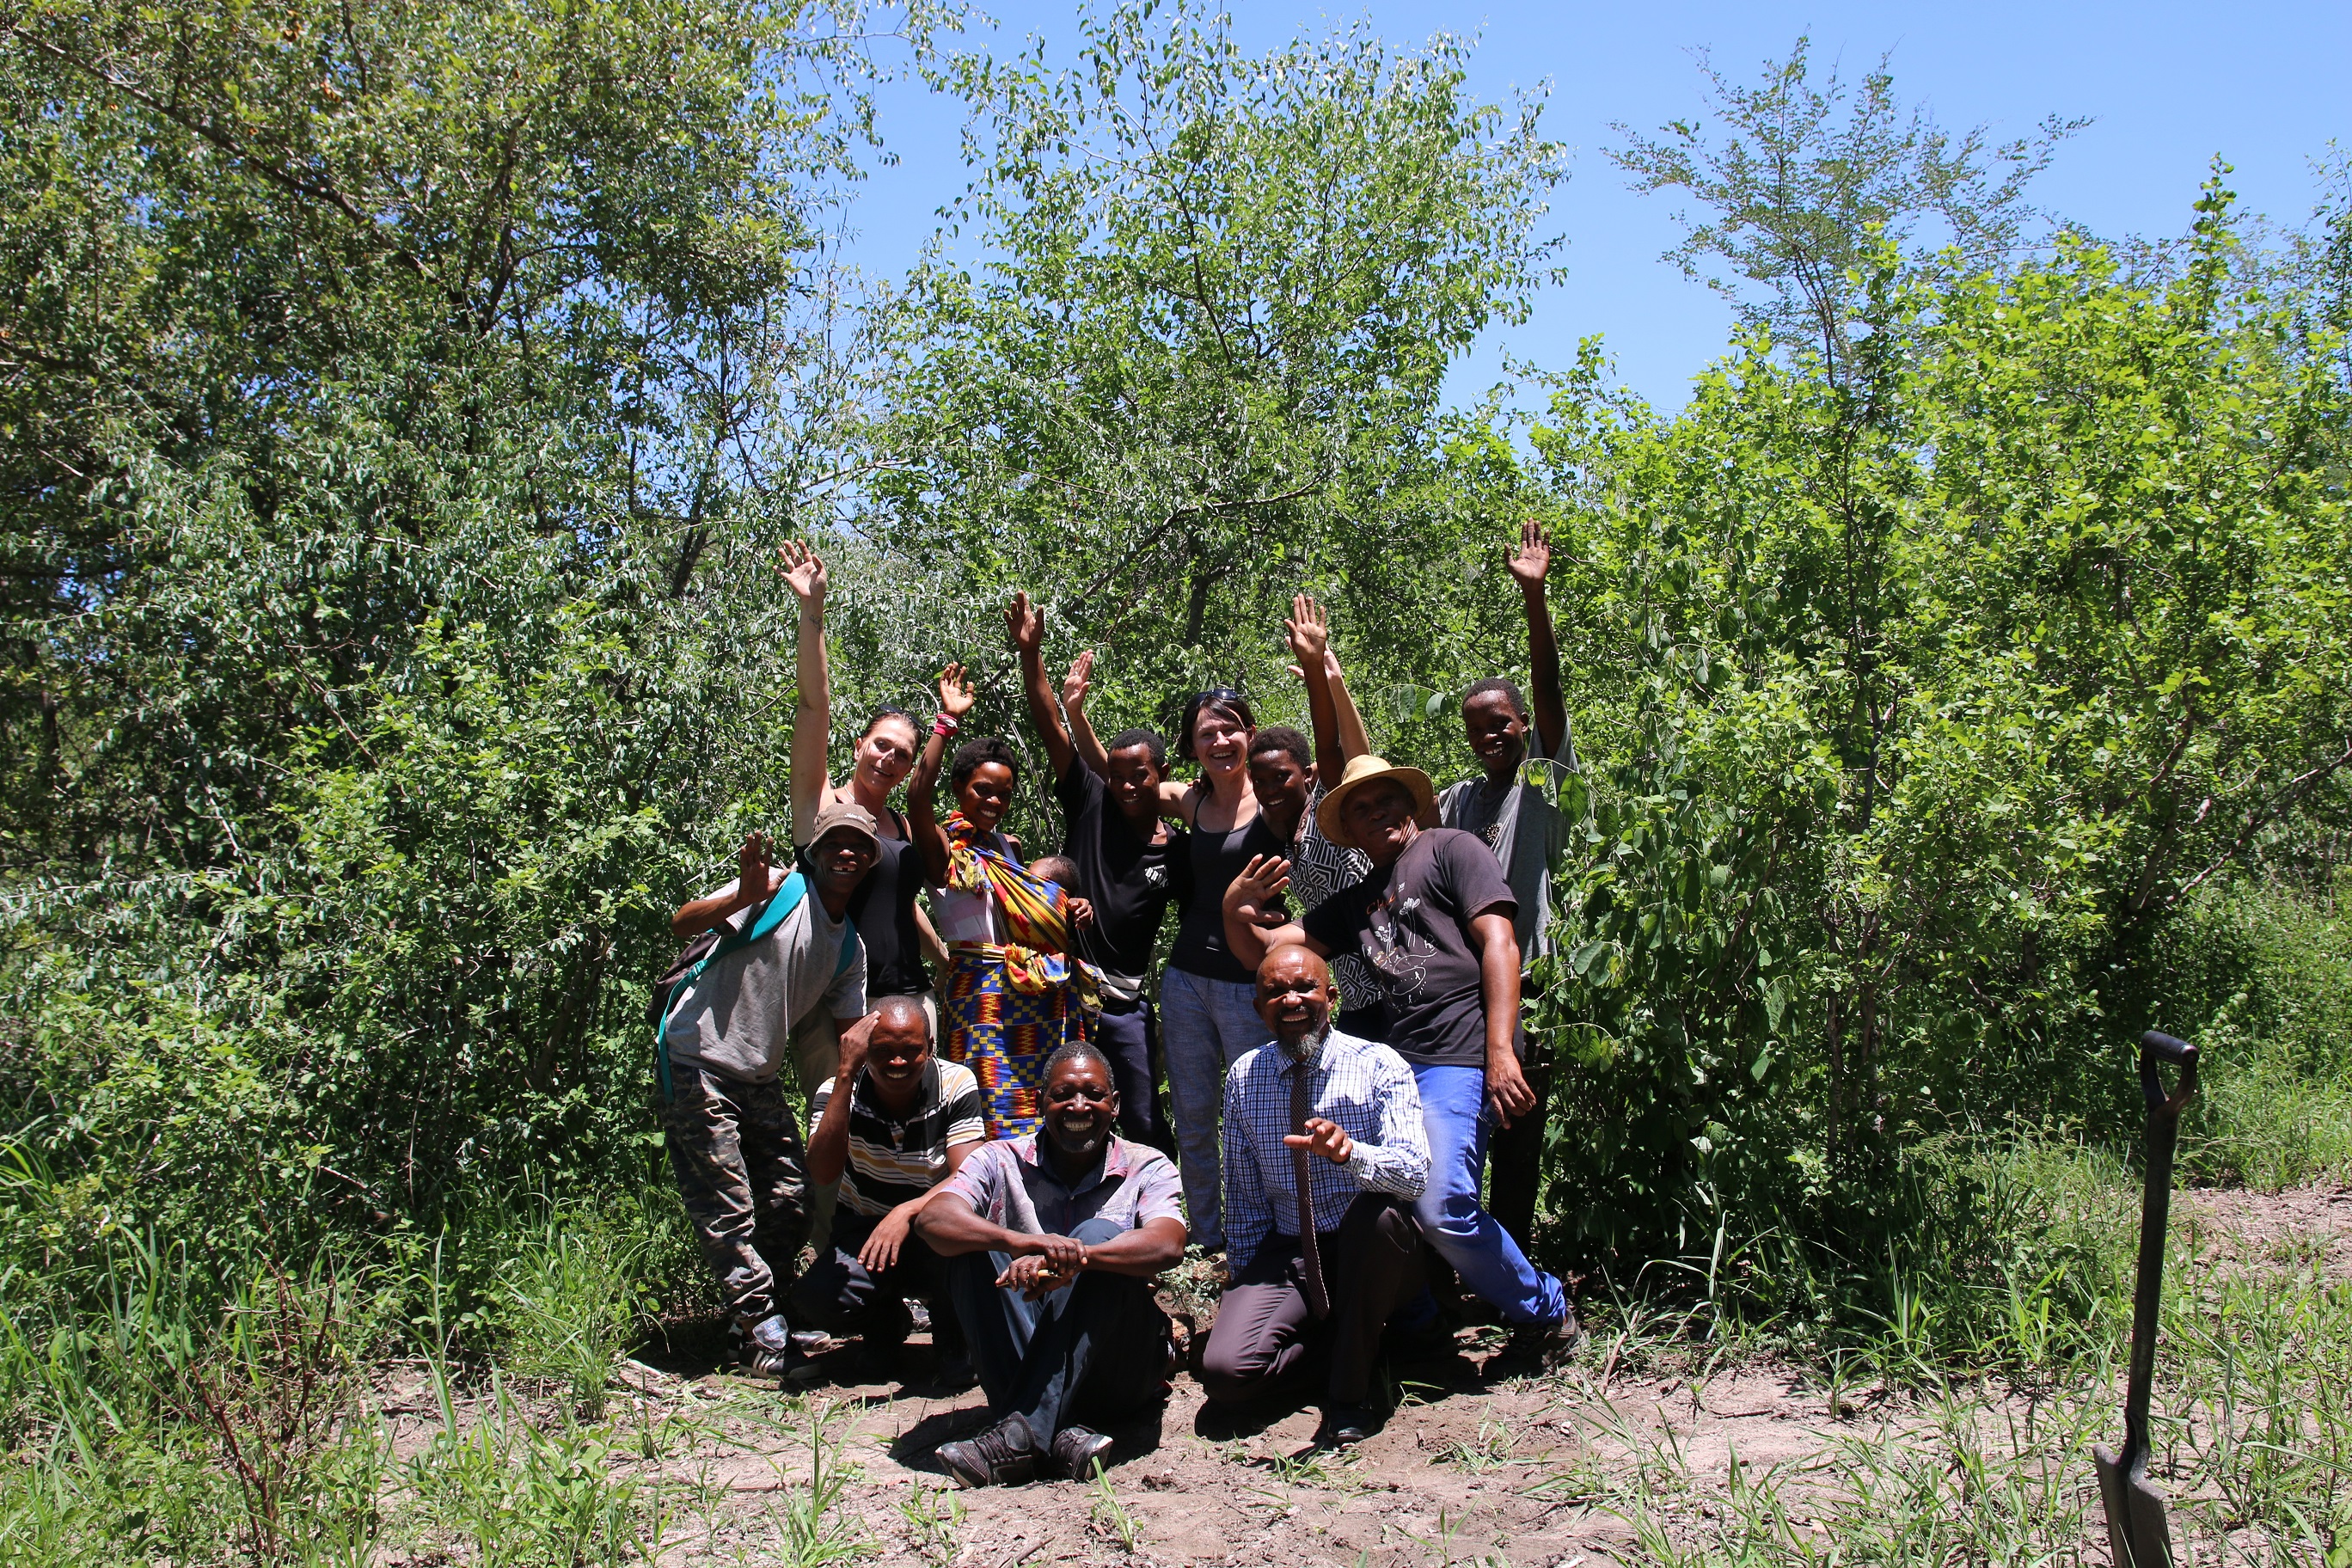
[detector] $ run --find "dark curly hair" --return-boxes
[1104,727,1169,772]
[1247,725,1312,769]
[1461,677,1529,721]
[949,735,1020,793]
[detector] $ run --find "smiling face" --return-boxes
[1247,747,1314,823]
[1040,1054,1119,1164]
[956,761,1017,831]
[1340,779,1422,867]
[1461,689,1529,781]
[1191,703,1253,781]
[854,715,920,795]
[1105,744,1163,819]
[1254,946,1333,1048]
[808,827,879,896]
[862,1001,932,1108]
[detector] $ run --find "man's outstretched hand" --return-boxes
[1283,1117,1355,1166]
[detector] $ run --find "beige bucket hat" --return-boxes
[1315,755,1438,849]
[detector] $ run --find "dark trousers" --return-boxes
[1093,999,1172,1152]
[786,1208,964,1351]
[1199,1195,1425,1408]
[1485,1030,1553,1245]
[946,1216,1172,1442]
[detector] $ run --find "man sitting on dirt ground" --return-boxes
[789,994,986,1385]
[1199,946,1430,1447]
[662,803,879,1381]
[1222,758,1578,1364]
[914,1042,1188,1486]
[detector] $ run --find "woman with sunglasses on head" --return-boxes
[1152,597,1374,1254]
[781,542,948,1100]
[910,665,1095,1141]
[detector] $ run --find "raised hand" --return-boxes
[1283,1117,1355,1166]
[1284,594,1331,667]
[1229,853,1293,913]
[737,831,775,902]
[1507,518,1551,590]
[1060,650,1093,714]
[777,539,828,604]
[835,1012,878,1078]
[937,662,976,719]
[1003,591,1044,654]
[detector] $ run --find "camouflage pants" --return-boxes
[663,1063,810,1327]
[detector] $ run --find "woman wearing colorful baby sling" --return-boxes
[910,663,1100,1139]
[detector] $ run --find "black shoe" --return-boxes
[1503,1304,1584,1369]
[1050,1423,1114,1479]
[936,1413,1039,1488]
[741,1314,821,1381]
[1316,1404,1379,1447]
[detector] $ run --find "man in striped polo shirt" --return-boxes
[789,995,987,1380]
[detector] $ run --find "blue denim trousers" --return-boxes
[1410,1063,1566,1326]
[1158,966,1268,1251]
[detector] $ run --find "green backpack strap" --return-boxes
[654,869,813,1104]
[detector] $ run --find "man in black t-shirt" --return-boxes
[1222,757,1576,1357]
[1008,594,1185,1149]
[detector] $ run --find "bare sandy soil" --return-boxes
[377,1180,2351,1567]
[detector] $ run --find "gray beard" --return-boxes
[1281,1020,1333,1059]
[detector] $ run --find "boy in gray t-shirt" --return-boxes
[660,802,879,1379]
[1436,518,1580,1247]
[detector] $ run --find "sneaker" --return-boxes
[1503,1304,1584,1369]
[935,1412,1040,1488]
[1050,1423,1115,1479]
[904,1297,933,1334]
[742,1314,821,1381]
[1316,1404,1379,1447]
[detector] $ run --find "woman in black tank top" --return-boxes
[781,542,943,1048]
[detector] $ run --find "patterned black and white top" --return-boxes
[1219,1026,1430,1266]
[809,1059,987,1217]
[1283,784,1375,1014]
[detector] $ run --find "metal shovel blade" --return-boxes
[2095,1442,2175,1568]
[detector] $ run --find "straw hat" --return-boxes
[1315,755,1438,849]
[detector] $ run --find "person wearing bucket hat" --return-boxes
[1220,757,1577,1357]
[1436,519,1583,1246]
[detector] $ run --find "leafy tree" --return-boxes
[865,0,1565,731]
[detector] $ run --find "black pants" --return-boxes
[1485,1031,1553,1245]
[1199,1195,1425,1408]
[946,1217,1172,1443]
[1093,999,1172,1152]
[786,1208,964,1351]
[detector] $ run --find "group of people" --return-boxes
[653,521,1582,1483]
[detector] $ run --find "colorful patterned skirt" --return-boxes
[943,947,1088,1139]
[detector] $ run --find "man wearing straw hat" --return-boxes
[1222,756,1577,1361]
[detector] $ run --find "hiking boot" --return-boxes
[1316,1404,1379,1448]
[1502,1304,1584,1370]
[935,1413,1040,1488]
[1050,1423,1115,1479]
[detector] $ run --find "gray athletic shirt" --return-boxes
[663,873,868,1083]
[1436,727,1579,969]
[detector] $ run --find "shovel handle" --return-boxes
[2138,1032,2198,1119]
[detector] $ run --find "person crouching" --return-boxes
[913,1042,1187,1485]
[1198,946,1431,1447]
[789,995,986,1383]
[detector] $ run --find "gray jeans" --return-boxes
[1158,967,1266,1252]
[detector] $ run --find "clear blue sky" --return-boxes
[837,2,2350,412]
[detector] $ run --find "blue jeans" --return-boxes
[1411,1063,1566,1326]
[1159,968,1268,1250]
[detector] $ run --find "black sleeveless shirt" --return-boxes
[1167,805,1282,984]
[841,809,930,997]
